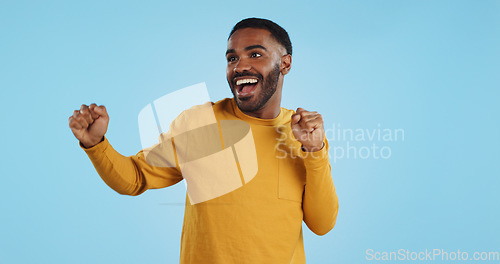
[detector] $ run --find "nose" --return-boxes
[233,58,251,73]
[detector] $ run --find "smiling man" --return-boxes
[69,18,339,264]
[226,27,285,118]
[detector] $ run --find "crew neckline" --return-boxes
[229,97,287,126]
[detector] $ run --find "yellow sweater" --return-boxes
[82,98,339,264]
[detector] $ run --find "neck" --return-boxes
[240,103,281,119]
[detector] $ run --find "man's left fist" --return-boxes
[291,108,325,152]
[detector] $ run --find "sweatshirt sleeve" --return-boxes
[300,139,339,236]
[81,136,183,196]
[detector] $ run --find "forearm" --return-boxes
[81,137,149,196]
[301,141,339,236]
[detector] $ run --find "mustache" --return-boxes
[232,71,263,84]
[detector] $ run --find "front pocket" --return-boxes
[278,157,306,202]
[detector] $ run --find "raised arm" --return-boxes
[69,104,183,196]
[300,142,339,235]
[291,108,339,235]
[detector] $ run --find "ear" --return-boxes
[280,54,292,75]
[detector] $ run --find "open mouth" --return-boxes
[234,77,259,98]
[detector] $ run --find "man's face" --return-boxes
[226,28,286,113]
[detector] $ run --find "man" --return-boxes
[68,18,339,264]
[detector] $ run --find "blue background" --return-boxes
[1,0,499,263]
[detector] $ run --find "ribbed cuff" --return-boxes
[80,136,109,154]
[299,140,329,167]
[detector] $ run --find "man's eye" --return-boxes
[227,56,237,62]
[250,52,261,58]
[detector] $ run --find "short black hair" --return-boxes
[229,18,292,56]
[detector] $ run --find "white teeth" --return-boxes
[236,78,258,86]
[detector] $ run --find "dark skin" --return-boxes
[226,28,291,119]
[226,28,325,151]
[69,27,325,152]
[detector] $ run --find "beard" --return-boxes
[230,63,281,113]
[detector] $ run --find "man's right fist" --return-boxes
[69,104,109,148]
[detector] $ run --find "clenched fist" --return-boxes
[291,107,325,152]
[68,104,109,148]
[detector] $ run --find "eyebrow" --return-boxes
[225,45,267,55]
